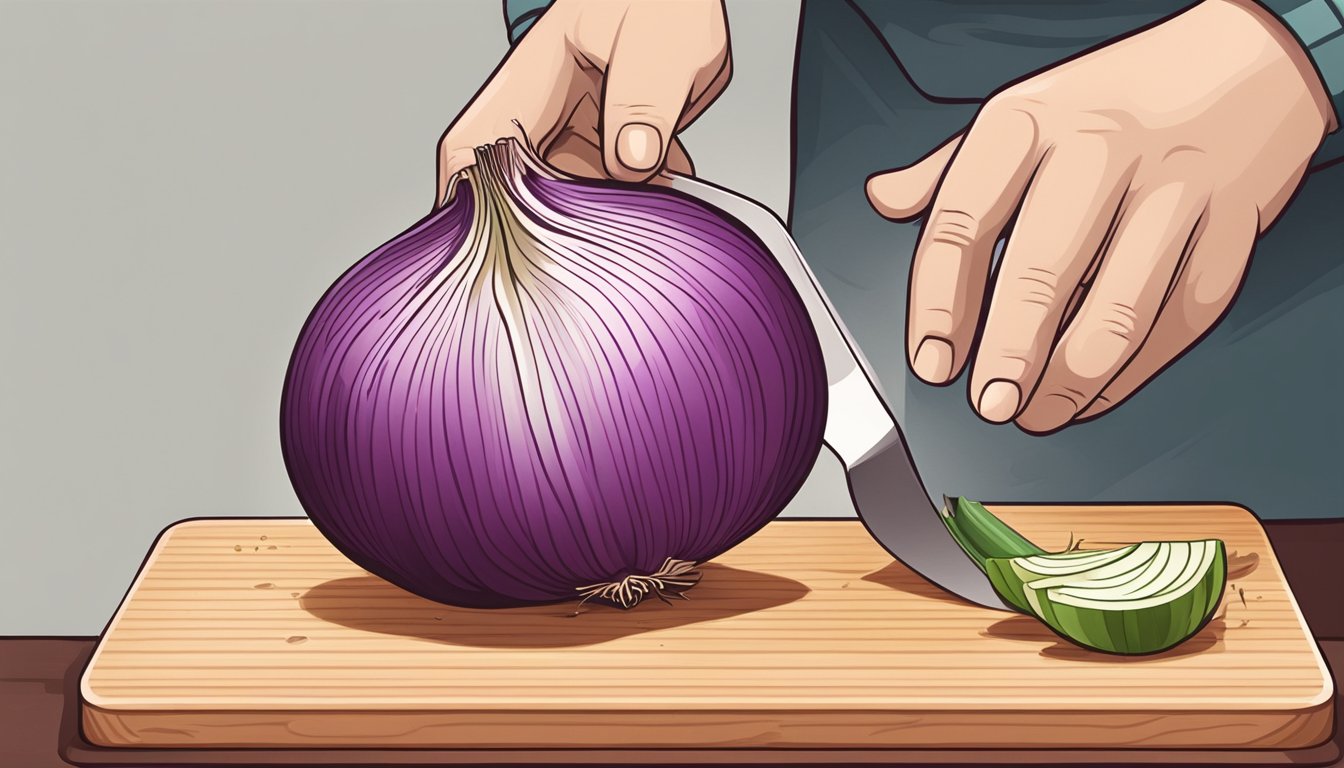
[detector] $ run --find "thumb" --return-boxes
[608,118,669,180]
[866,134,963,220]
[601,9,717,181]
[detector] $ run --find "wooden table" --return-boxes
[5,518,1342,766]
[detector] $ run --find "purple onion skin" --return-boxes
[281,162,827,608]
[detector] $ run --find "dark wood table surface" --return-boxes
[4,519,1340,768]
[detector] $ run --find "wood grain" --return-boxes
[80,506,1334,749]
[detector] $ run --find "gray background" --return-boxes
[0,0,835,635]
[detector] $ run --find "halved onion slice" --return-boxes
[945,498,1227,655]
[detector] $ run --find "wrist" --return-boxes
[1223,0,1340,133]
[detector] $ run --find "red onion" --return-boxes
[280,139,826,608]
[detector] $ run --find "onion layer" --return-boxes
[281,139,827,608]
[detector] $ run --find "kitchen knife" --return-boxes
[670,175,1011,611]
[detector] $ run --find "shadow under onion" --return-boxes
[299,563,808,649]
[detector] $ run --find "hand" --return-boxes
[866,0,1335,434]
[435,0,730,206]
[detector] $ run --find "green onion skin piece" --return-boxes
[947,498,1227,655]
[940,497,1045,573]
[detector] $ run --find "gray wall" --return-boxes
[0,0,822,635]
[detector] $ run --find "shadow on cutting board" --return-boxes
[299,563,809,648]
[983,615,1228,662]
[861,561,978,606]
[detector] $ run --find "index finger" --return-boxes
[907,106,1040,384]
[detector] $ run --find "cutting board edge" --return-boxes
[80,699,1337,750]
[1245,508,1338,715]
[81,517,182,711]
[78,516,315,709]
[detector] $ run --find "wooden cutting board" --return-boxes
[80,506,1333,751]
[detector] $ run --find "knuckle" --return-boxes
[437,143,460,164]
[1187,269,1237,312]
[1176,261,1240,334]
[925,209,983,250]
[1015,390,1084,434]
[1041,389,1085,413]
[983,349,1035,381]
[982,91,1045,131]
[1094,301,1142,342]
[985,93,1141,158]
[1039,390,1086,418]
[1006,267,1063,309]
[605,102,655,118]
[437,123,481,157]
[707,49,732,80]
[702,18,729,60]
[974,92,1043,153]
[1160,144,1210,173]
[1062,109,1137,143]
[1060,130,1131,172]
[1061,321,1134,383]
[984,89,1041,116]
[1063,346,1110,384]
[916,306,958,337]
[605,104,674,134]
[437,140,470,166]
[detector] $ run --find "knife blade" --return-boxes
[669,174,1011,611]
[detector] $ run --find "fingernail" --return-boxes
[978,379,1021,423]
[617,122,662,171]
[912,338,954,383]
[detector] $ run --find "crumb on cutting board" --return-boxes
[286,635,307,644]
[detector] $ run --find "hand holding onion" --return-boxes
[435,0,731,205]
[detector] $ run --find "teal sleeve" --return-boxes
[504,0,553,44]
[1259,0,1344,167]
